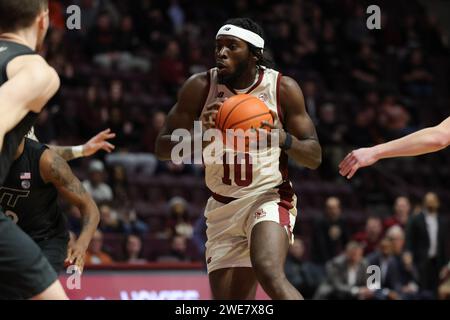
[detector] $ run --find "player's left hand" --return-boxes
[83,128,116,157]
[339,147,379,179]
[259,110,287,148]
[66,241,88,274]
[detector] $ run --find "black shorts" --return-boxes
[37,232,69,274]
[0,211,57,300]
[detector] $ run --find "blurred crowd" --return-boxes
[33,0,450,299]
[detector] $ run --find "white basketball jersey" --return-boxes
[201,67,290,198]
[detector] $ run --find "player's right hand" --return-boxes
[66,241,87,274]
[200,100,225,130]
[338,147,379,179]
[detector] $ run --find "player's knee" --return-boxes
[252,257,285,285]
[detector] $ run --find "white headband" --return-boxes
[216,24,265,49]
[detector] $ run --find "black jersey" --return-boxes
[0,138,67,241]
[0,40,38,185]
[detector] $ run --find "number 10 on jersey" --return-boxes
[222,153,253,187]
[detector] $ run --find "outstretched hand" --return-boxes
[83,129,116,157]
[339,147,379,179]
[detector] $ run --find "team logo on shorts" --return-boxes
[254,208,267,219]
[217,92,224,98]
[21,180,31,189]
[207,257,212,264]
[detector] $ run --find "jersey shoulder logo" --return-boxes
[0,46,7,53]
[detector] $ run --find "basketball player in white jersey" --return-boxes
[339,116,450,179]
[156,18,321,300]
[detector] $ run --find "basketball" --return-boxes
[215,94,273,132]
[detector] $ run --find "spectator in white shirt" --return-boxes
[83,159,113,203]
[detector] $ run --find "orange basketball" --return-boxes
[215,94,273,132]
[215,94,273,151]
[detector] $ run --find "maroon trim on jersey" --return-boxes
[246,68,264,94]
[277,181,294,228]
[224,68,264,96]
[211,191,238,204]
[225,84,238,95]
[276,72,284,125]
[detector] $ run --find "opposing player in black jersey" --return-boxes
[1,137,100,277]
[0,0,67,299]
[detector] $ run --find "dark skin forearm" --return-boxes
[41,150,100,246]
[77,198,100,247]
[284,135,322,169]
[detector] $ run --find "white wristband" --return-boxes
[72,145,84,158]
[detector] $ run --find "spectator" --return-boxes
[317,103,347,179]
[142,111,167,154]
[311,196,349,264]
[165,197,193,239]
[401,49,434,97]
[85,230,114,265]
[110,165,128,203]
[406,192,448,296]
[353,215,384,255]
[314,241,371,300]
[351,42,380,93]
[122,234,147,264]
[386,226,426,300]
[384,196,411,230]
[158,40,186,93]
[83,160,114,203]
[157,235,192,262]
[366,237,402,300]
[98,204,125,233]
[285,239,325,299]
[122,209,149,236]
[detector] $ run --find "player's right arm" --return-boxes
[339,116,450,179]
[40,149,100,273]
[0,55,60,149]
[155,72,213,160]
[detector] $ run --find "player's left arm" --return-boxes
[45,129,116,161]
[266,76,322,169]
[40,149,100,273]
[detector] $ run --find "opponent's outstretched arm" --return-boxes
[339,116,450,179]
[47,129,116,161]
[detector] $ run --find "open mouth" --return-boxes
[216,61,228,71]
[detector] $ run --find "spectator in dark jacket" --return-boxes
[311,196,349,264]
[406,192,448,296]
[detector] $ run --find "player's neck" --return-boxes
[230,66,259,90]
[0,30,38,51]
